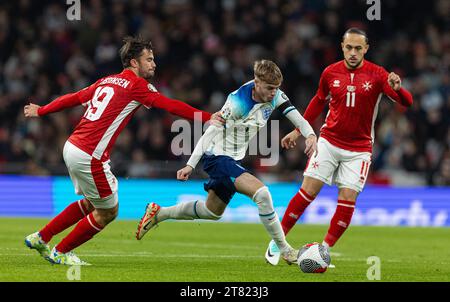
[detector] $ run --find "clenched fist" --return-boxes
[177,165,193,181]
[388,72,402,91]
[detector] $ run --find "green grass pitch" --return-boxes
[1,217,449,282]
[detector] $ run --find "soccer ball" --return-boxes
[297,242,331,273]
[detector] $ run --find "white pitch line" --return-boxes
[0,252,404,263]
[0,253,260,259]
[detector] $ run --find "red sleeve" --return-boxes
[303,70,330,124]
[379,68,413,107]
[131,79,211,122]
[37,82,97,116]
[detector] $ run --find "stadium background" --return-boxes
[0,0,449,225]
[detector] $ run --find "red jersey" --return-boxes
[304,60,413,153]
[38,69,211,161]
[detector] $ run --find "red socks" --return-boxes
[39,199,91,243]
[324,200,355,247]
[56,213,103,253]
[281,189,355,248]
[281,188,315,235]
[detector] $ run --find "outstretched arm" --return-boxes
[24,92,86,118]
[36,92,85,116]
[30,82,98,117]
[132,80,221,123]
[150,93,213,123]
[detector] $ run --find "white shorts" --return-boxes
[303,137,371,193]
[63,141,118,209]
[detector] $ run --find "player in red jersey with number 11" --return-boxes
[23,36,223,265]
[265,28,413,266]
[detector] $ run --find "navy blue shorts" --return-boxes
[201,153,249,204]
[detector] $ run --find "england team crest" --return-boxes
[262,107,272,120]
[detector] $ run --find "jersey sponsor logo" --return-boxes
[347,85,356,92]
[333,80,340,87]
[362,81,372,91]
[147,83,157,92]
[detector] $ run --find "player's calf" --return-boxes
[323,199,355,247]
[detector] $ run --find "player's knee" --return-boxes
[82,199,95,213]
[338,188,358,201]
[303,188,319,199]
[96,206,118,226]
[302,177,323,198]
[301,184,321,199]
[110,206,119,220]
[252,186,274,214]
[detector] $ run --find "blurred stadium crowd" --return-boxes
[0,0,448,185]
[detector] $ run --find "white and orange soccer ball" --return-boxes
[297,242,331,273]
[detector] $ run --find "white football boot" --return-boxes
[136,202,161,240]
[281,247,299,265]
[24,232,51,260]
[265,240,281,266]
[49,247,91,266]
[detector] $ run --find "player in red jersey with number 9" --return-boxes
[23,36,224,265]
[265,28,413,266]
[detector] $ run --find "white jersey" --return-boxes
[187,80,315,168]
[209,81,290,159]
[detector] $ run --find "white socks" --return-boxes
[155,186,293,254]
[252,186,291,252]
[157,200,221,222]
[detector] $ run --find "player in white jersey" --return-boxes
[136,60,317,264]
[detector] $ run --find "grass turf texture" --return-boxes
[1,217,449,282]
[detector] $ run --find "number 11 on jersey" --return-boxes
[346,92,356,107]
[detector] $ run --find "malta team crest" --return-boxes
[362,81,372,91]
